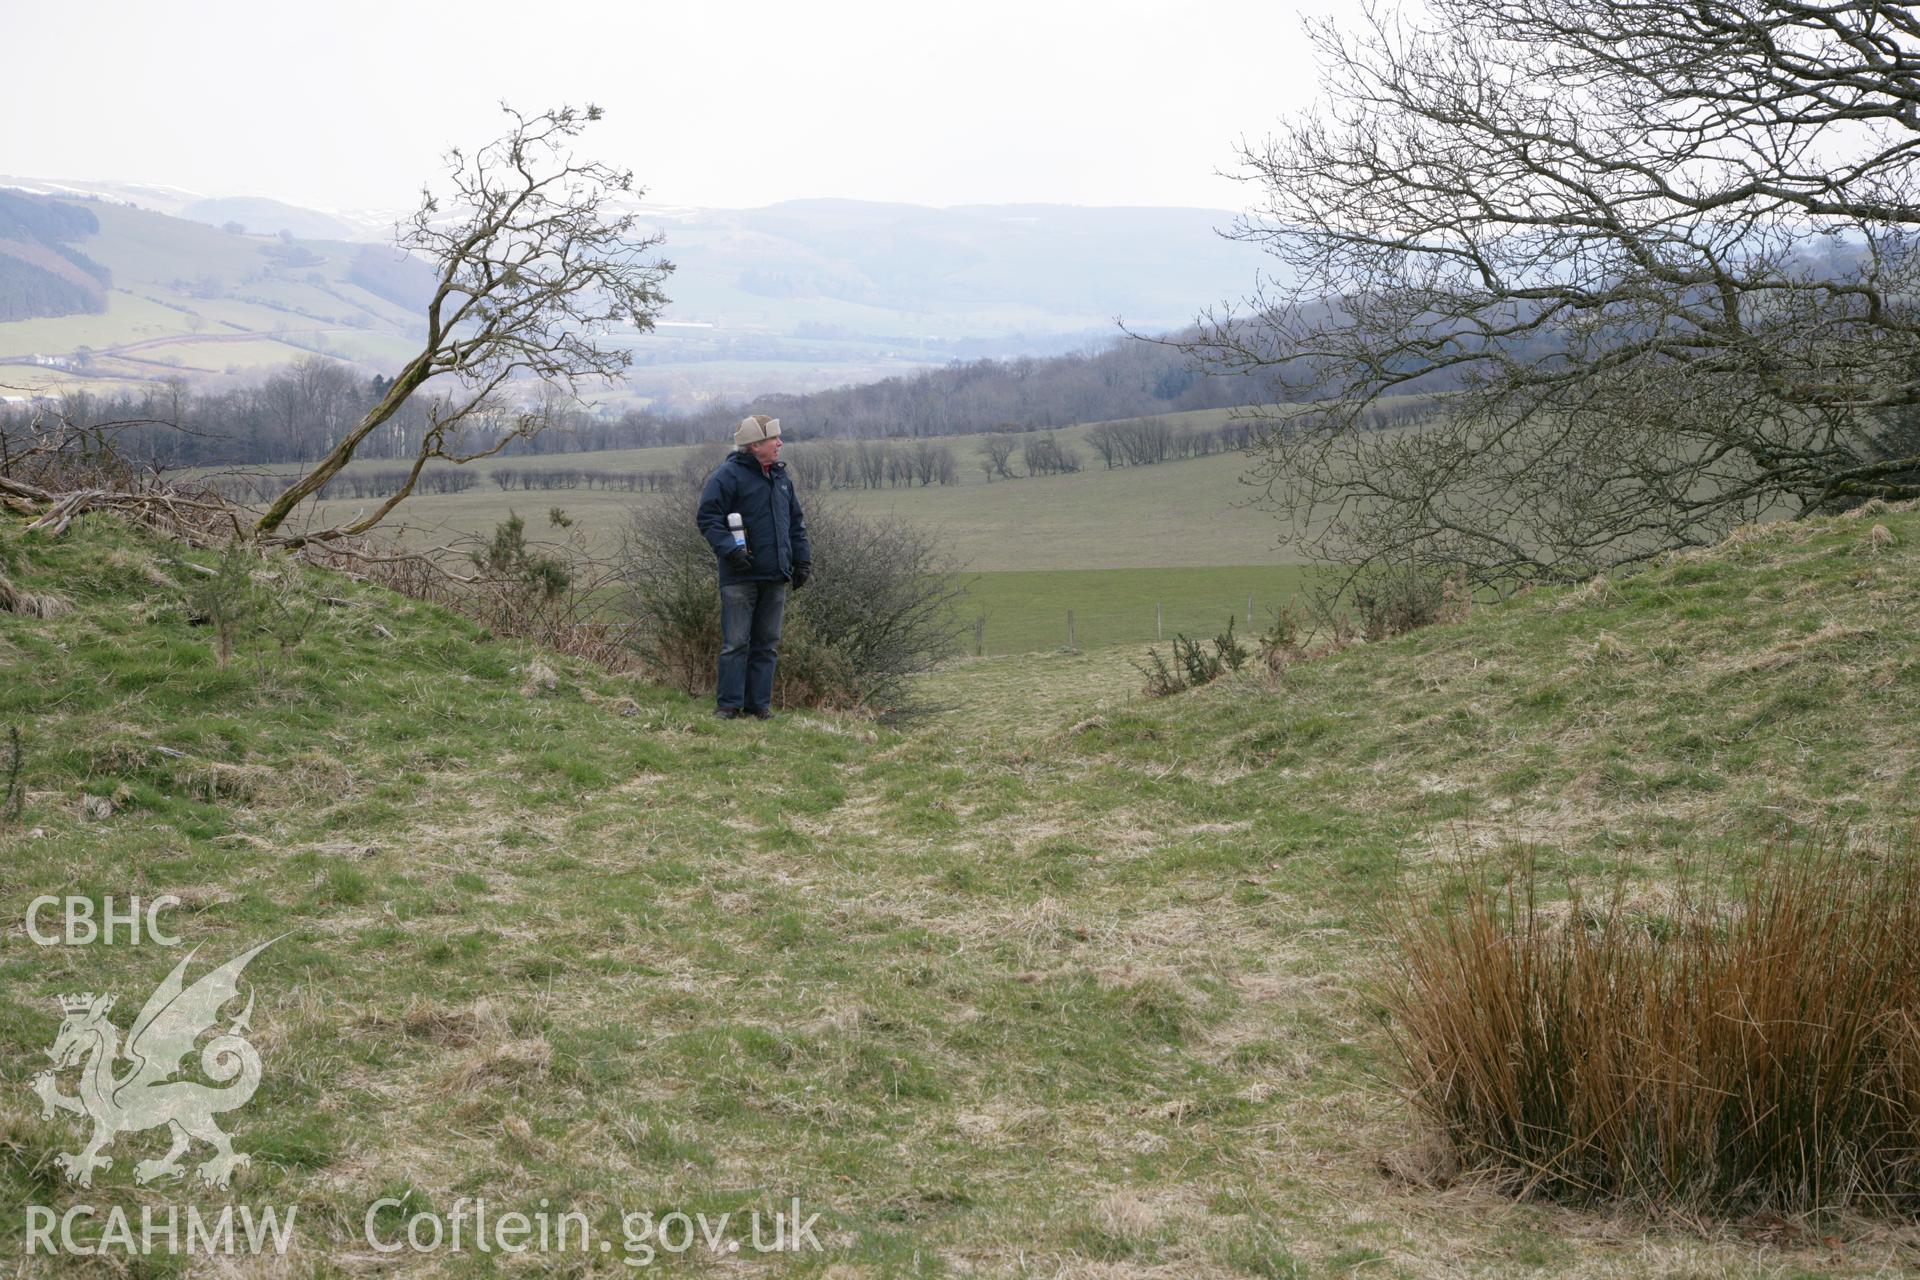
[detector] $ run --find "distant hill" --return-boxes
[0,191,111,322]
[643,199,1257,337]
[0,179,1260,405]
[0,196,428,389]
[181,196,363,241]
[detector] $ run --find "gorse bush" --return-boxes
[616,494,964,716]
[1135,616,1249,697]
[287,511,635,672]
[1351,565,1467,642]
[1387,843,1920,1217]
[471,511,571,601]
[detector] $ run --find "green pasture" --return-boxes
[287,451,1285,572]
[958,565,1319,654]
[109,338,324,376]
[0,291,189,357]
[240,407,1299,572]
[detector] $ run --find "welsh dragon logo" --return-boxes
[30,940,276,1190]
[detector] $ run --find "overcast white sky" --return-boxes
[5,0,1344,214]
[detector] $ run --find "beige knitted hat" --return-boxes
[734,414,781,448]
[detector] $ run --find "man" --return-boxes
[696,414,812,720]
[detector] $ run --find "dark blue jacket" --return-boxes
[697,450,812,586]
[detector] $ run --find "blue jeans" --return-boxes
[717,581,789,713]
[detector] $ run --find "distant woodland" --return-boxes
[0,192,110,322]
[6,329,1268,467]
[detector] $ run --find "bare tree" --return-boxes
[1021,433,1079,477]
[255,104,672,545]
[260,356,360,460]
[977,433,1019,479]
[1086,424,1121,469]
[901,440,956,486]
[1187,0,1920,588]
[856,439,888,489]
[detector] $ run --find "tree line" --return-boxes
[1081,417,1265,470]
[215,467,481,503]
[726,331,1256,441]
[490,466,680,493]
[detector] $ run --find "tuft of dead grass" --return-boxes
[0,568,70,619]
[1554,573,1614,611]
[1386,838,1920,1217]
[443,1035,554,1093]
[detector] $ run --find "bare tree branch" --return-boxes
[1184,0,1920,587]
[255,103,672,546]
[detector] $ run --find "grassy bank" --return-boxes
[1,502,1917,1274]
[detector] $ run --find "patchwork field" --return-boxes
[0,200,427,386]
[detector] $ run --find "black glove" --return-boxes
[726,547,752,574]
[791,561,811,590]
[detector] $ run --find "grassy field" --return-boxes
[270,420,1313,654]
[959,565,1320,655]
[0,291,199,355]
[239,408,1300,576]
[0,366,155,399]
[911,644,1152,738]
[2,501,1917,1275]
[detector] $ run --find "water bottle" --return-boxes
[727,513,746,550]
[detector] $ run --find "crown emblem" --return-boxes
[58,993,107,1015]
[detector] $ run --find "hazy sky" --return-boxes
[5,0,1344,214]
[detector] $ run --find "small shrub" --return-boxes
[285,508,634,671]
[169,536,263,666]
[1353,565,1456,641]
[1136,646,1186,698]
[1257,605,1304,674]
[256,564,330,657]
[472,511,570,601]
[1385,841,1920,1216]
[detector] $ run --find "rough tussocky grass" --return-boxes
[1388,845,1920,1216]
[0,501,1916,1275]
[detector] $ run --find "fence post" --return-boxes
[1066,610,1076,652]
[1156,602,1162,640]
[1247,593,1254,627]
